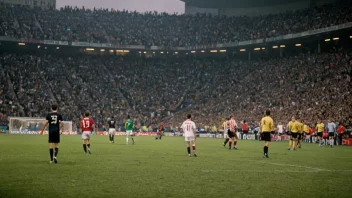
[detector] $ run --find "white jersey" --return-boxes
[181,119,196,137]
[277,125,284,133]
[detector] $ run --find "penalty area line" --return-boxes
[247,160,352,172]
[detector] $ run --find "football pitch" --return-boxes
[0,135,351,198]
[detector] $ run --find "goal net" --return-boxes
[9,117,73,134]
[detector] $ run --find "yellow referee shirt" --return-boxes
[260,116,274,132]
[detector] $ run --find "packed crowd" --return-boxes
[0,54,209,130]
[167,48,352,130]
[0,47,351,130]
[0,3,351,46]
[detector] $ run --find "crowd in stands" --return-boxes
[0,3,351,46]
[169,48,352,130]
[0,47,351,131]
[0,2,351,131]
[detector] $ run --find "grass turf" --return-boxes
[0,135,351,198]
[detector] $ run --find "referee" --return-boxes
[260,110,274,158]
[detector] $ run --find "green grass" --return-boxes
[0,135,351,198]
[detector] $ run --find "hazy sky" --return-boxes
[57,0,185,14]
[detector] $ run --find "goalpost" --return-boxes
[9,117,73,134]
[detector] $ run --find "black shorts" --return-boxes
[291,133,298,139]
[317,132,323,137]
[262,132,271,141]
[243,130,248,134]
[228,130,235,138]
[48,132,60,143]
[297,133,303,140]
[328,132,334,137]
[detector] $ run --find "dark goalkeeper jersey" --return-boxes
[46,112,63,133]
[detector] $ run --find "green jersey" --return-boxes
[125,119,134,131]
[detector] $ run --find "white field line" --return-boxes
[201,169,352,173]
[257,161,328,172]
[203,158,352,173]
[201,169,321,173]
[248,159,352,172]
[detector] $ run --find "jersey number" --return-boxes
[51,116,57,124]
[186,124,191,131]
[82,121,90,128]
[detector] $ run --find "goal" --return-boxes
[9,117,73,134]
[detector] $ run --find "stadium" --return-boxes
[0,0,351,197]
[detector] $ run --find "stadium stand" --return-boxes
[0,48,351,130]
[0,2,351,131]
[0,3,351,46]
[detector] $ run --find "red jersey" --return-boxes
[337,126,345,134]
[309,128,315,136]
[242,123,249,131]
[80,117,95,132]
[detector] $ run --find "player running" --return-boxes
[260,110,274,158]
[80,111,96,155]
[222,117,230,146]
[327,120,336,148]
[125,115,135,145]
[228,115,238,150]
[107,116,116,143]
[40,104,63,164]
[181,114,197,157]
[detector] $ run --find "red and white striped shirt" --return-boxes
[229,119,237,132]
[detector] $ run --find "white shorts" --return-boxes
[185,136,195,142]
[126,130,133,136]
[82,131,91,140]
[223,132,228,139]
[108,128,116,135]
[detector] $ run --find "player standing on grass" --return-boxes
[288,116,298,150]
[222,117,230,146]
[303,122,310,143]
[316,119,325,147]
[40,104,63,164]
[327,120,336,148]
[80,111,96,154]
[158,123,164,140]
[260,110,274,158]
[228,116,238,150]
[107,116,116,143]
[125,115,135,145]
[297,118,304,148]
[181,114,197,157]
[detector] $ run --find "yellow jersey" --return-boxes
[316,123,324,132]
[260,116,274,132]
[288,121,298,133]
[303,125,310,133]
[298,122,304,134]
